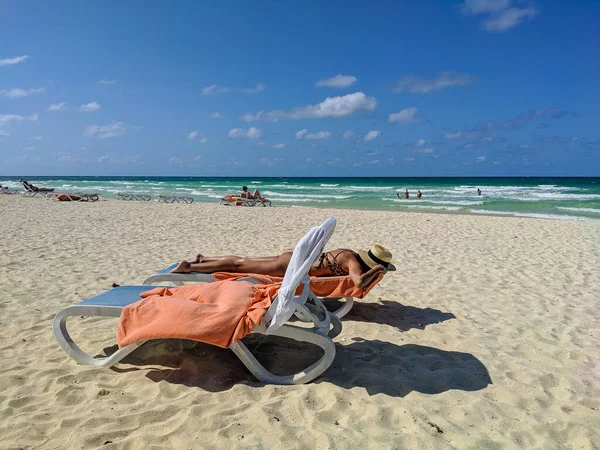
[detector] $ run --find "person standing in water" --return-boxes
[404,189,409,199]
[417,190,422,199]
[477,188,482,196]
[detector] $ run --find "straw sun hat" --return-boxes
[356,244,396,271]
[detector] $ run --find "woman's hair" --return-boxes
[242,186,248,191]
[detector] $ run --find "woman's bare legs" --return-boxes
[172,252,293,275]
[252,189,262,199]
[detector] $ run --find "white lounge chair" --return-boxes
[219,195,272,207]
[115,193,152,201]
[53,217,338,384]
[0,184,19,195]
[48,192,100,202]
[157,195,194,203]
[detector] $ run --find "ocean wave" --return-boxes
[320,183,339,187]
[556,207,600,214]
[262,191,351,199]
[470,210,600,222]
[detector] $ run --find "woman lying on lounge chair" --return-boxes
[172,244,395,288]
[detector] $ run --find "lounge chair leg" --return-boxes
[53,306,141,367]
[332,297,354,319]
[230,324,336,385]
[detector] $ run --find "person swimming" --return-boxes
[171,244,396,288]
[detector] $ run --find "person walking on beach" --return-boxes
[172,245,396,288]
[417,190,422,199]
[404,189,409,199]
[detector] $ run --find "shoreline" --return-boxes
[3,194,599,223]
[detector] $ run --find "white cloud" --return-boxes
[258,156,283,166]
[2,87,46,98]
[483,6,538,31]
[29,136,43,141]
[343,130,355,139]
[295,129,332,140]
[242,83,265,94]
[83,122,127,139]
[393,72,475,94]
[405,157,415,162]
[202,84,230,95]
[0,113,38,125]
[416,139,425,146]
[273,143,286,149]
[210,112,224,119]
[188,131,207,143]
[0,55,29,66]
[459,0,539,32]
[228,127,262,139]
[295,129,308,139]
[444,131,462,139]
[99,79,118,85]
[476,156,487,162]
[23,146,35,150]
[47,102,66,111]
[79,101,101,112]
[364,130,381,141]
[240,92,377,122]
[316,74,358,88]
[0,130,10,136]
[417,147,434,154]
[388,107,420,124]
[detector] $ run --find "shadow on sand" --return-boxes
[323,298,456,331]
[105,323,490,397]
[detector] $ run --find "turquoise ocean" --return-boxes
[2,177,599,222]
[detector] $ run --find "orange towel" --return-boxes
[117,280,279,349]
[211,272,384,299]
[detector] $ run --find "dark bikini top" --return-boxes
[316,249,357,276]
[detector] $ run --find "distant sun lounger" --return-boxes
[220,194,272,207]
[115,193,152,201]
[0,184,19,195]
[48,192,100,202]
[53,217,338,384]
[157,195,194,203]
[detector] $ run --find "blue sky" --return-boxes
[1,0,598,176]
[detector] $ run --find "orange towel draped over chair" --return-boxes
[211,272,384,299]
[117,280,280,349]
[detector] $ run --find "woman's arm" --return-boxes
[347,259,385,288]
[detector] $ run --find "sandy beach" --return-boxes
[1,195,599,449]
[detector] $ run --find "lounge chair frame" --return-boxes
[157,195,194,204]
[53,218,338,384]
[115,193,152,201]
[219,196,271,207]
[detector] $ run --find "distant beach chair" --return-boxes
[219,194,271,207]
[53,217,338,385]
[115,193,152,201]
[20,180,55,197]
[0,183,19,195]
[47,192,100,202]
[157,195,194,203]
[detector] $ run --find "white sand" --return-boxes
[1,195,599,449]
